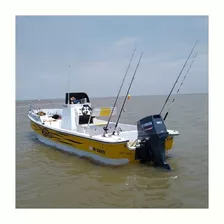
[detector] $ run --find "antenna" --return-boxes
[68,65,71,105]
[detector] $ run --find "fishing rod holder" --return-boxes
[111,127,122,136]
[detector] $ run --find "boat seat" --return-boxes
[94,122,107,126]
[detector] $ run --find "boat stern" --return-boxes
[166,129,179,150]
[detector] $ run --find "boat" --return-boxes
[27,41,199,170]
[28,92,179,170]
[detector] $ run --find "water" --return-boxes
[16,94,208,208]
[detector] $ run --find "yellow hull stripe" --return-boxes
[30,120,175,163]
[30,120,137,163]
[165,136,174,150]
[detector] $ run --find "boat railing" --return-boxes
[29,99,53,113]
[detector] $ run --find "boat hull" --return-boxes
[35,133,130,165]
[165,136,174,150]
[30,120,137,165]
[30,119,176,166]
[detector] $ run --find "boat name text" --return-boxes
[42,128,52,138]
[93,147,105,155]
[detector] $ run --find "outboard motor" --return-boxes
[135,114,171,170]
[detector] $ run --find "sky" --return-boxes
[16,16,208,100]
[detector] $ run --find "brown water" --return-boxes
[16,94,208,208]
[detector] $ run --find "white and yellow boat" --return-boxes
[27,40,201,170]
[28,92,179,170]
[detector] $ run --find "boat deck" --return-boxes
[29,108,179,145]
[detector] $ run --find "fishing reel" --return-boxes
[81,104,92,116]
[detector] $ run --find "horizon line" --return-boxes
[16,92,208,102]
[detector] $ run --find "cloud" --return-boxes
[66,38,208,98]
[16,16,208,100]
[113,36,140,48]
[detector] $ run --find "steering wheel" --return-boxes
[81,104,92,116]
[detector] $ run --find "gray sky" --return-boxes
[16,16,208,100]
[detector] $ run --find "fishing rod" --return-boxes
[159,40,199,115]
[163,52,198,121]
[103,46,137,135]
[112,52,144,135]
